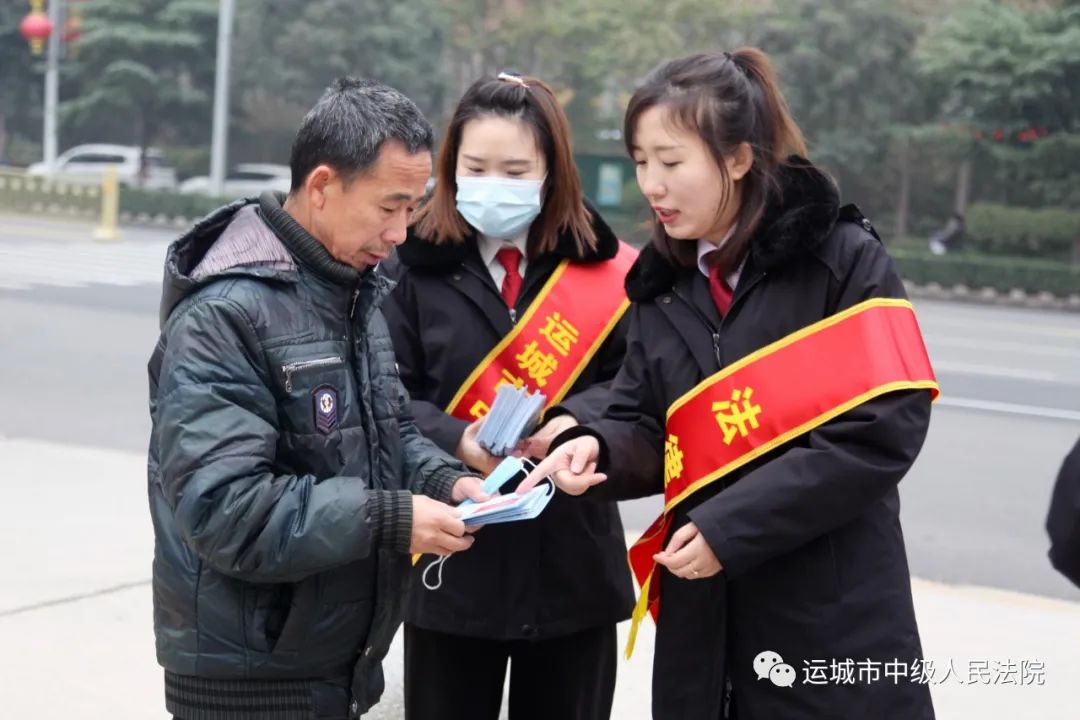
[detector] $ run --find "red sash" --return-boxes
[412,241,638,566]
[445,242,638,421]
[624,299,940,656]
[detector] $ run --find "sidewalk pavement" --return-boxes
[2,436,1077,719]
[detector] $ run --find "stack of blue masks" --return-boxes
[457,457,554,527]
[475,385,547,456]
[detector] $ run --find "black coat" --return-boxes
[1047,436,1080,587]
[567,160,935,719]
[380,207,636,641]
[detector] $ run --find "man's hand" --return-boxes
[455,418,501,477]
[517,414,579,459]
[410,496,474,555]
[516,435,605,495]
[450,475,490,504]
[653,522,723,579]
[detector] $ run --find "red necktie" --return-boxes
[496,247,523,308]
[708,263,734,316]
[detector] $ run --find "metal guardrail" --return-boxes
[0,168,102,218]
[0,167,122,239]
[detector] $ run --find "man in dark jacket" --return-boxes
[1048,437,1080,587]
[147,78,486,720]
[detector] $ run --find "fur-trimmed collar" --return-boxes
[626,156,840,301]
[395,198,620,269]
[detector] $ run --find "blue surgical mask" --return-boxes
[455,175,544,239]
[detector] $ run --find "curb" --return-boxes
[904,280,1080,313]
[118,211,197,230]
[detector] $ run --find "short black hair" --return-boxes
[289,77,434,191]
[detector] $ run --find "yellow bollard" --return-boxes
[93,165,121,241]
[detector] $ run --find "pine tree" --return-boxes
[59,0,218,170]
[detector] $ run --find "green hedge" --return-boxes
[119,188,231,220]
[891,249,1080,297]
[965,203,1079,261]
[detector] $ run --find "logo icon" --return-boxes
[313,385,338,433]
[754,650,795,688]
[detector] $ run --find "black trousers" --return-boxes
[404,623,617,720]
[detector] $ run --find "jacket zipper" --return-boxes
[347,284,380,476]
[349,287,361,320]
[672,288,724,367]
[282,356,344,392]
[347,286,361,387]
[671,270,768,368]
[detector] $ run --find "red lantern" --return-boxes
[20,3,53,55]
[62,17,81,44]
[64,0,84,45]
[992,129,1005,142]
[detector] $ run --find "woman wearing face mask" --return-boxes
[521,49,939,719]
[380,72,637,720]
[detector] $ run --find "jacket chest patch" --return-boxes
[313,385,339,433]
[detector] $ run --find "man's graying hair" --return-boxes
[289,77,434,192]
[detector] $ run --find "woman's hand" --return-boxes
[516,435,605,495]
[653,522,723,579]
[455,418,501,477]
[516,414,579,459]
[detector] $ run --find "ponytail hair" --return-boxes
[625,48,807,270]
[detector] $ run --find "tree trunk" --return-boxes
[0,113,8,165]
[954,156,972,215]
[135,112,148,188]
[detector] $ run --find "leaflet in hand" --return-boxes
[458,482,555,527]
[456,456,554,526]
[475,385,547,457]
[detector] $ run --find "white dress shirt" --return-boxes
[477,232,529,288]
[696,224,743,289]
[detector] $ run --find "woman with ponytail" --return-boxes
[523,49,938,719]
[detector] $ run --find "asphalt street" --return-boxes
[1,214,1078,718]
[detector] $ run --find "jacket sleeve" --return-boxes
[1047,436,1080,588]
[394,375,472,503]
[548,313,629,424]
[688,231,933,579]
[381,266,470,457]
[157,296,413,584]
[553,304,665,502]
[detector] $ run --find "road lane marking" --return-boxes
[923,316,1080,341]
[926,335,1080,360]
[932,360,1060,382]
[937,397,1080,422]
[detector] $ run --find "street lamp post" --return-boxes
[209,0,235,198]
[43,0,63,172]
[19,0,64,172]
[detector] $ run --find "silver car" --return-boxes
[178,163,292,197]
[26,144,178,190]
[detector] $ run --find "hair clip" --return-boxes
[497,72,529,88]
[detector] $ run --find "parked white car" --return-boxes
[178,163,292,197]
[26,144,178,190]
